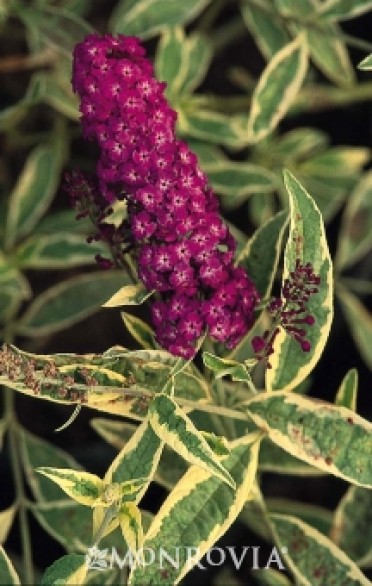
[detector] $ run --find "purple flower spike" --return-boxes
[69,34,260,358]
[252,259,320,365]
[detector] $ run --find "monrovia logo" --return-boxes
[85,545,287,572]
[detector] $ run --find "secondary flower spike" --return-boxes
[70,33,259,358]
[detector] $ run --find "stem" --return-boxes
[200,80,372,116]
[92,504,119,546]
[210,16,247,55]
[0,48,55,74]
[294,81,372,112]
[4,390,34,584]
[198,0,226,32]
[339,32,372,54]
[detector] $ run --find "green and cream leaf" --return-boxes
[272,514,370,586]
[149,393,235,487]
[103,284,153,307]
[247,34,308,143]
[246,391,372,487]
[129,434,261,585]
[266,170,333,391]
[335,369,358,411]
[36,468,104,507]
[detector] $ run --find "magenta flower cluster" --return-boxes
[71,33,259,358]
[252,259,320,365]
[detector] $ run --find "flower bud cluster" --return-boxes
[252,259,320,365]
[70,34,259,358]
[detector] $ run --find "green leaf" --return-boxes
[340,277,372,296]
[0,345,209,421]
[14,233,108,269]
[271,514,370,585]
[253,568,293,586]
[0,546,21,585]
[259,439,327,477]
[295,146,369,222]
[187,140,225,166]
[31,500,93,552]
[43,75,79,120]
[121,312,156,350]
[201,161,277,209]
[305,21,355,86]
[16,271,128,337]
[31,500,150,555]
[5,143,66,249]
[237,210,288,299]
[248,192,276,228]
[110,0,211,38]
[91,418,187,491]
[40,554,87,585]
[266,170,333,391]
[295,173,353,223]
[299,147,370,179]
[178,110,246,148]
[34,209,93,235]
[202,352,252,383]
[358,53,372,70]
[149,393,235,487]
[37,468,104,507]
[335,171,372,271]
[119,502,143,553]
[129,434,261,585]
[240,0,289,60]
[103,283,153,308]
[320,0,372,22]
[331,486,372,567]
[0,73,45,132]
[268,499,332,536]
[247,34,308,143]
[274,0,355,85]
[155,27,184,96]
[19,5,93,56]
[18,427,83,502]
[337,285,372,370]
[246,391,372,487]
[178,32,212,95]
[0,262,31,323]
[155,27,212,98]
[335,368,358,411]
[263,128,329,162]
[104,419,164,502]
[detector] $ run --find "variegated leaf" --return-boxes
[247,34,308,143]
[337,285,372,370]
[103,284,153,307]
[246,391,372,487]
[149,393,235,487]
[331,486,372,567]
[5,142,65,249]
[40,554,87,585]
[129,434,261,584]
[110,0,211,38]
[335,368,358,411]
[119,503,143,553]
[266,170,333,391]
[121,312,156,349]
[0,546,21,585]
[272,514,370,585]
[36,468,104,507]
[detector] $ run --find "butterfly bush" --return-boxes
[67,33,260,358]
